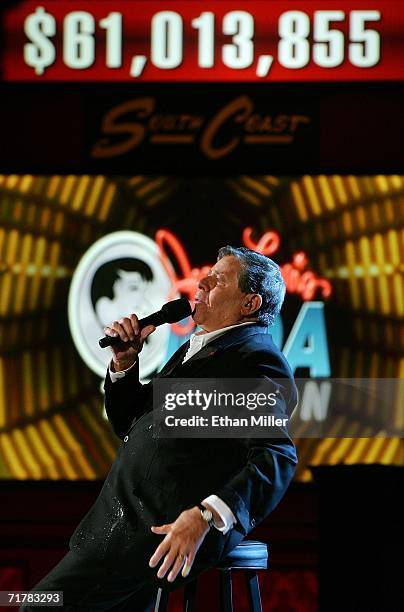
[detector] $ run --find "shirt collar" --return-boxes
[189,321,255,349]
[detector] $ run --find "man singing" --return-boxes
[22,246,298,611]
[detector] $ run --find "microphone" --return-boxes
[98,298,193,348]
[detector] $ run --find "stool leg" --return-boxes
[220,569,233,612]
[244,570,263,612]
[183,579,198,612]
[155,587,169,612]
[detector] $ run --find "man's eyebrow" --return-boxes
[208,269,226,279]
[210,269,223,275]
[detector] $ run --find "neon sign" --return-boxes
[156,227,332,344]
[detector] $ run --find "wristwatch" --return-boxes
[197,503,215,529]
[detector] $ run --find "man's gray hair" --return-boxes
[217,246,286,325]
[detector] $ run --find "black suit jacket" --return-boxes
[69,323,298,581]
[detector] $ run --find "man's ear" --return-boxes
[241,293,262,316]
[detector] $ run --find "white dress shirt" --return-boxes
[109,321,255,534]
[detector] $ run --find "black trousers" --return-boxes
[20,524,226,611]
[19,549,158,611]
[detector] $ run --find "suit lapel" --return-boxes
[155,339,190,378]
[156,323,268,379]
[170,322,269,378]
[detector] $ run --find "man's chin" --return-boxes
[192,303,206,325]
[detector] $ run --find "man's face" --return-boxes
[113,271,145,301]
[193,256,247,332]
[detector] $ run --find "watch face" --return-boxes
[203,510,213,521]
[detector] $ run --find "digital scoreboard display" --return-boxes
[2,1,404,82]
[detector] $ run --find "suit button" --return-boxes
[250,518,256,527]
[124,435,129,442]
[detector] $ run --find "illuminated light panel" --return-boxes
[0,175,402,481]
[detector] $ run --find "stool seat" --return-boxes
[217,539,269,570]
[155,540,269,612]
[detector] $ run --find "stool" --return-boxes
[155,539,268,612]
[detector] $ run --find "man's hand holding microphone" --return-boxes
[99,298,193,372]
[103,315,155,372]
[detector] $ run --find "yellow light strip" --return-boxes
[25,424,59,479]
[72,175,90,211]
[317,176,335,211]
[346,176,361,200]
[12,428,45,478]
[240,176,272,198]
[302,176,321,216]
[98,182,116,222]
[52,414,97,479]
[85,176,105,217]
[22,352,35,418]
[345,241,360,309]
[43,241,60,308]
[38,420,79,479]
[290,181,308,221]
[59,175,77,206]
[0,433,29,479]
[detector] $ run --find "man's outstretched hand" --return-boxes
[149,507,210,583]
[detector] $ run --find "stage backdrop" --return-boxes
[0,174,402,481]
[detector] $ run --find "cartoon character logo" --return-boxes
[68,231,175,381]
